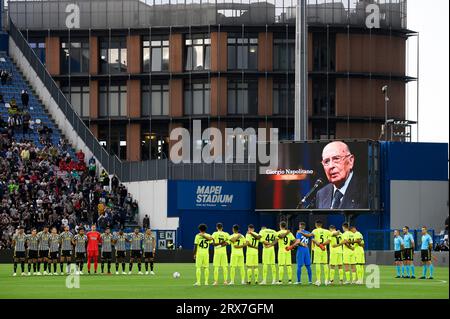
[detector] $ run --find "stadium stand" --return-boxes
[0,53,139,249]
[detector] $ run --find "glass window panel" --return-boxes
[193,90,203,114]
[193,46,203,70]
[151,47,162,71]
[71,93,81,116]
[110,92,119,116]
[184,90,192,114]
[204,89,210,114]
[162,47,169,71]
[204,46,211,70]
[143,47,151,72]
[142,90,150,116]
[82,93,90,117]
[99,92,108,117]
[162,90,169,115]
[120,89,127,116]
[185,47,192,70]
[120,48,127,72]
[152,90,162,115]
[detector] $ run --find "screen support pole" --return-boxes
[295,0,308,141]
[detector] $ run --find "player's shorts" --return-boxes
[75,252,86,260]
[49,252,59,260]
[102,252,112,260]
[230,254,244,267]
[213,252,228,267]
[421,249,431,262]
[329,252,343,266]
[195,254,209,268]
[296,247,311,266]
[28,250,38,259]
[312,249,328,264]
[394,250,404,262]
[262,249,275,265]
[403,248,414,261]
[354,251,365,264]
[61,250,72,257]
[277,252,292,266]
[116,251,126,259]
[343,252,356,265]
[39,250,49,258]
[131,250,142,259]
[246,254,258,267]
[143,252,154,260]
[87,250,99,258]
[14,251,26,259]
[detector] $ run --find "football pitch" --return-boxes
[0,264,448,299]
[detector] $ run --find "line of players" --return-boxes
[393,226,435,279]
[11,225,157,276]
[193,220,366,286]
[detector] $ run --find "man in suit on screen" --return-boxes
[315,141,367,209]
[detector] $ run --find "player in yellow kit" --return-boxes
[256,226,278,285]
[276,221,296,284]
[341,222,357,284]
[211,223,230,285]
[229,224,246,285]
[309,220,331,286]
[245,224,260,285]
[351,225,365,285]
[193,224,213,286]
[328,225,344,284]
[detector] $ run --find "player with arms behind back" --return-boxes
[72,227,88,275]
[229,224,246,285]
[276,221,295,284]
[351,225,365,284]
[341,222,357,284]
[142,228,156,275]
[286,222,313,285]
[211,223,230,285]
[48,227,61,275]
[12,226,26,276]
[59,226,73,274]
[310,220,331,286]
[393,229,404,278]
[402,226,416,279]
[328,225,344,284]
[193,224,213,286]
[245,224,260,285]
[257,226,278,285]
[420,226,434,280]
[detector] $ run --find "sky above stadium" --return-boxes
[407,0,449,144]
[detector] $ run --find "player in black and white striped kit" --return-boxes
[12,226,27,276]
[72,228,88,275]
[26,229,40,275]
[143,228,156,275]
[113,230,129,275]
[100,227,114,274]
[60,226,74,274]
[129,228,144,275]
[37,226,51,275]
[48,227,61,275]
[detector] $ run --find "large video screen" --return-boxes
[256,141,371,211]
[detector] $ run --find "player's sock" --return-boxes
[21,262,25,273]
[116,263,119,272]
[214,266,219,282]
[287,265,292,281]
[396,265,401,276]
[254,268,259,282]
[37,262,40,272]
[79,262,84,271]
[297,265,302,282]
[240,266,245,282]
[352,270,357,281]
[247,268,253,282]
[33,263,37,272]
[150,262,154,271]
[87,259,91,272]
[54,263,57,273]
[13,262,17,273]
[107,262,111,273]
[28,263,31,272]
[230,266,236,282]
[67,262,70,273]
[422,265,427,277]
[196,267,201,284]
[358,265,364,281]
[129,263,133,272]
[122,263,126,272]
[429,264,434,277]
[145,263,148,272]
[338,268,344,281]
[204,267,209,284]
[223,266,228,282]
[278,266,284,282]
[315,264,321,282]
[405,265,410,277]
[411,265,415,277]
[94,257,98,272]
[60,263,64,273]
[43,262,47,272]
[401,264,405,276]
[263,265,268,282]
[324,265,329,282]
[330,268,335,281]
[306,265,312,282]
[101,263,105,273]
[138,263,142,271]
[271,265,277,282]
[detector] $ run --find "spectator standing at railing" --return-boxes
[143,214,150,230]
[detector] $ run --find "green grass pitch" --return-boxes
[0,264,447,299]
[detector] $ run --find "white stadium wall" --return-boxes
[390,180,449,232]
[123,179,179,230]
